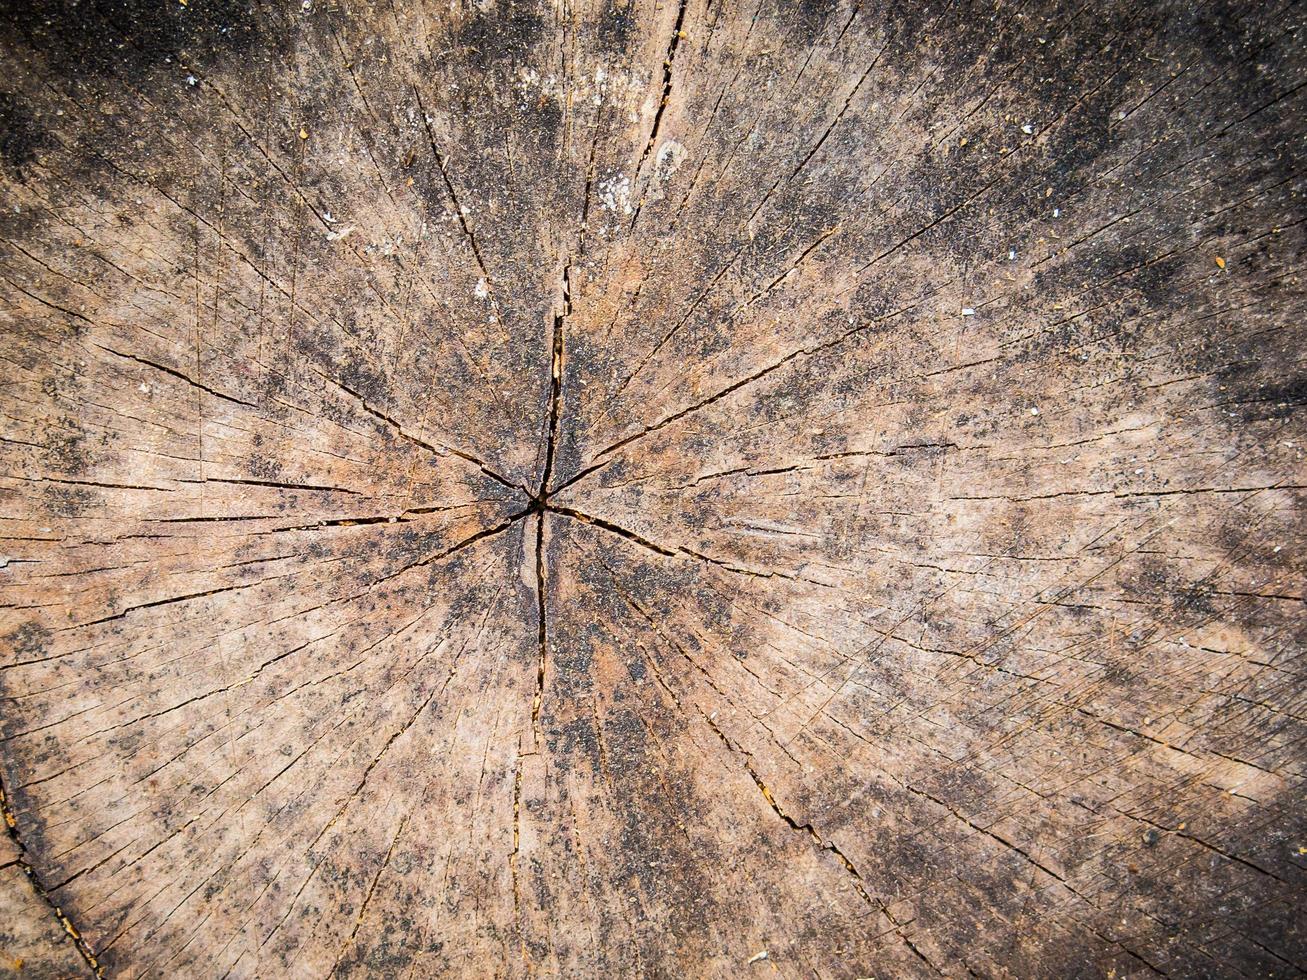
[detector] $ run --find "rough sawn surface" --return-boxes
[1,0,1305,976]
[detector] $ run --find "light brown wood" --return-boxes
[1,0,1304,976]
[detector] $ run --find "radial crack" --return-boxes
[413,86,492,280]
[629,0,690,229]
[699,713,879,910]
[0,775,104,978]
[531,511,548,750]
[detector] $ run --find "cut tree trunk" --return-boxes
[1,0,1304,976]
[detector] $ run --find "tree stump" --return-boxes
[1,0,1304,976]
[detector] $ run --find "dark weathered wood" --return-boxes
[1,0,1304,975]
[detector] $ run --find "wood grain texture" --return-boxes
[0,0,1304,976]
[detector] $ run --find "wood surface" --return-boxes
[1,0,1305,976]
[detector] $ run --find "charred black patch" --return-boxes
[878,0,952,58]
[553,715,603,772]
[0,92,46,180]
[593,0,636,53]
[770,0,840,40]
[43,483,95,517]
[4,621,52,660]
[448,4,546,70]
[1228,374,1307,421]
[44,416,89,475]
[0,0,265,85]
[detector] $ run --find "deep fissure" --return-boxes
[528,259,571,747]
[538,261,571,502]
